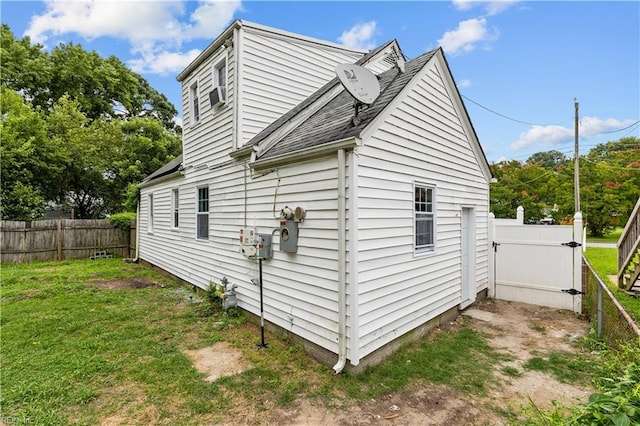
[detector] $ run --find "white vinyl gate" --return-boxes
[489,209,583,313]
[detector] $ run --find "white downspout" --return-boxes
[133,200,140,262]
[333,148,347,374]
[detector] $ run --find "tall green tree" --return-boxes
[1,25,183,219]
[1,24,179,130]
[0,88,50,220]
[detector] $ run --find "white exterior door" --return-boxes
[460,207,476,309]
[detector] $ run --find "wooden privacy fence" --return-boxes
[1,219,137,263]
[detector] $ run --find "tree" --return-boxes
[490,140,640,235]
[1,24,179,131]
[0,87,50,220]
[490,160,561,222]
[580,137,640,236]
[1,25,183,219]
[526,150,569,170]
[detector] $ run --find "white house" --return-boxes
[138,20,492,372]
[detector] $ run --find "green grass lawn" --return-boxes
[586,227,623,244]
[584,247,640,323]
[0,258,507,425]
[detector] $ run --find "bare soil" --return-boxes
[187,298,593,425]
[90,277,159,289]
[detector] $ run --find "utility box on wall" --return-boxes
[279,220,299,253]
[257,234,273,259]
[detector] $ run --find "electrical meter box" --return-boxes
[240,227,257,246]
[257,234,272,259]
[240,227,258,257]
[279,220,299,253]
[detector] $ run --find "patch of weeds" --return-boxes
[523,342,640,425]
[523,351,592,384]
[530,322,546,333]
[501,366,523,378]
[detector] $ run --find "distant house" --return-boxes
[138,20,492,372]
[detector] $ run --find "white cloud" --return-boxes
[438,18,498,55]
[24,0,242,74]
[128,49,202,75]
[452,0,519,16]
[458,79,472,88]
[510,117,637,150]
[338,21,377,50]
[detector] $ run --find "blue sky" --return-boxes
[2,0,639,163]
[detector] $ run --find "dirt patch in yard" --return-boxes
[186,299,594,425]
[184,341,250,382]
[89,277,159,289]
[469,299,593,416]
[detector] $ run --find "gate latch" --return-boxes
[562,288,583,295]
[561,241,582,248]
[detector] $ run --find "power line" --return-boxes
[461,94,557,126]
[597,120,640,134]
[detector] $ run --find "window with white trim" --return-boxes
[196,186,209,240]
[190,81,200,123]
[415,184,435,252]
[214,59,227,99]
[148,194,154,233]
[172,188,179,229]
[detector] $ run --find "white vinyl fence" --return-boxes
[488,208,583,313]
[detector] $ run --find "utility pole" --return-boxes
[574,98,580,213]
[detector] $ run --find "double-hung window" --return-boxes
[214,60,227,99]
[172,188,179,229]
[415,184,435,253]
[147,194,154,233]
[190,81,200,123]
[197,186,209,240]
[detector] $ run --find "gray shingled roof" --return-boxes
[142,154,183,183]
[257,48,438,160]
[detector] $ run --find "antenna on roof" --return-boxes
[335,64,380,125]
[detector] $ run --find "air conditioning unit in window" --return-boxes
[209,87,226,108]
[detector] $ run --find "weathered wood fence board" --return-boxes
[1,219,137,263]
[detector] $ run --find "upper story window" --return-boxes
[215,60,227,96]
[415,184,435,253]
[197,186,209,240]
[190,81,200,124]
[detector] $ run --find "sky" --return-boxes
[2,0,639,163]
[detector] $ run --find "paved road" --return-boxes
[585,242,617,248]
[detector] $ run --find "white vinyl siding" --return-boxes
[354,55,489,359]
[197,186,209,240]
[239,29,363,146]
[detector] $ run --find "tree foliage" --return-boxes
[491,137,640,236]
[1,25,181,220]
[1,24,178,130]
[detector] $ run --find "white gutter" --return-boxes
[251,137,358,172]
[333,148,347,374]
